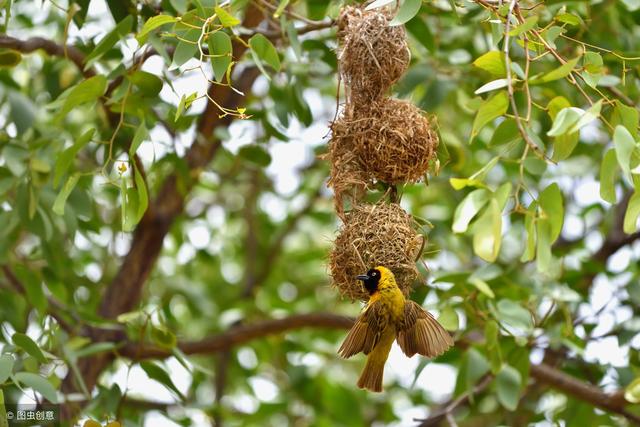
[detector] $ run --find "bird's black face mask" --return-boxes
[356,268,381,295]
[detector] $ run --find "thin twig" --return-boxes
[503,1,552,163]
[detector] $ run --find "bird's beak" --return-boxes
[356,274,370,281]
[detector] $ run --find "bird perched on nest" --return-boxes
[338,266,453,392]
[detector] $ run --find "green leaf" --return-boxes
[625,377,640,403]
[84,15,133,68]
[53,129,95,187]
[572,100,602,133]
[405,16,434,53]
[546,97,592,161]
[72,342,119,358]
[475,78,509,95]
[543,25,565,49]
[612,101,639,140]
[140,361,185,400]
[552,133,579,162]
[547,96,571,120]
[438,307,459,331]
[389,0,422,26]
[555,13,580,26]
[0,48,21,67]
[494,182,512,209]
[473,51,506,77]
[623,190,640,234]
[538,57,580,83]
[122,185,139,233]
[133,164,148,223]
[470,156,500,182]
[508,16,538,36]
[452,188,490,233]
[614,125,637,183]
[466,348,490,391]
[285,19,302,60]
[490,118,520,146]
[129,122,148,157]
[14,372,58,403]
[306,0,329,19]
[249,34,281,72]
[170,0,187,13]
[521,203,537,262]
[129,70,163,96]
[53,173,80,216]
[215,6,240,27]
[449,178,486,190]
[151,326,177,349]
[496,364,522,410]
[536,218,552,272]
[471,91,508,140]
[0,354,14,384]
[174,92,198,121]
[239,145,272,167]
[116,310,146,325]
[472,198,502,262]
[171,32,199,69]
[12,333,47,364]
[136,14,178,44]
[600,149,618,203]
[538,183,563,242]
[55,75,108,120]
[583,51,603,74]
[468,277,495,298]
[14,266,46,316]
[485,320,502,373]
[524,157,547,176]
[8,91,35,135]
[496,299,533,331]
[547,107,582,137]
[208,31,232,82]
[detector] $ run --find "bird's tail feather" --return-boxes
[357,357,385,392]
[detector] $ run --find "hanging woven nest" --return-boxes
[337,5,410,103]
[325,105,369,219]
[327,99,439,209]
[329,201,424,301]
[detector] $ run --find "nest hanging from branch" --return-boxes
[329,201,424,301]
[327,99,439,213]
[325,106,368,219]
[337,5,410,103]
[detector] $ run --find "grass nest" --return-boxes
[329,201,424,301]
[337,5,410,103]
[327,99,439,212]
[325,106,368,218]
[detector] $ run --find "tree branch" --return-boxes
[530,363,640,424]
[0,35,95,78]
[114,319,638,426]
[119,312,354,359]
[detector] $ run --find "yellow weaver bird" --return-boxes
[338,266,453,392]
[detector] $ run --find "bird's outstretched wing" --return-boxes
[396,300,453,358]
[338,301,388,358]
